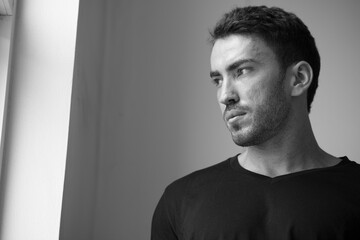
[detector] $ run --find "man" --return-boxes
[151,6,360,240]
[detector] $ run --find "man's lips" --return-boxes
[225,110,247,122]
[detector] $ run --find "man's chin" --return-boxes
[230,130,263,147]
[232,137,254,147]
[231,131,251,147]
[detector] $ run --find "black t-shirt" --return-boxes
[151,155,360,240]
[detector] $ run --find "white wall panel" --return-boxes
[0,0,79,239]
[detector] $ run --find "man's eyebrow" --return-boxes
[226,59,256,72]
[210,71,221,78]
[210,59,256,78]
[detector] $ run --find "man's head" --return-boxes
[209,6,320,146]
[209,6,320,113]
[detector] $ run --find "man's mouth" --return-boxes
[226,111,247,123]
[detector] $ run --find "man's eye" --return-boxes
[211,78,223,87]
[236,67,251,77]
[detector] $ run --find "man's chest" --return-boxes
[177,178,360,240]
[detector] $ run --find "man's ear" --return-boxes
[290,61,313,97]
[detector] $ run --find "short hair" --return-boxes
[209,6,320,113]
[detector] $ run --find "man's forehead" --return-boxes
[210,35,274,70]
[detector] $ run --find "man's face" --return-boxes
[210,35,291,146]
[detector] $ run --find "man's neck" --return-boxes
[237,115,340,178]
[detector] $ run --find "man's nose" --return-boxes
[219,79,240,106]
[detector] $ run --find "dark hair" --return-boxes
[209,6,320,113]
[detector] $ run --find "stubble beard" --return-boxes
[229,75,290,147]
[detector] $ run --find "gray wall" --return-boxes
[60,0,360,239]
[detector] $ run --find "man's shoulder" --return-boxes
[338,156,360,171]
[164,155,235,197]
[339,156,360,177]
